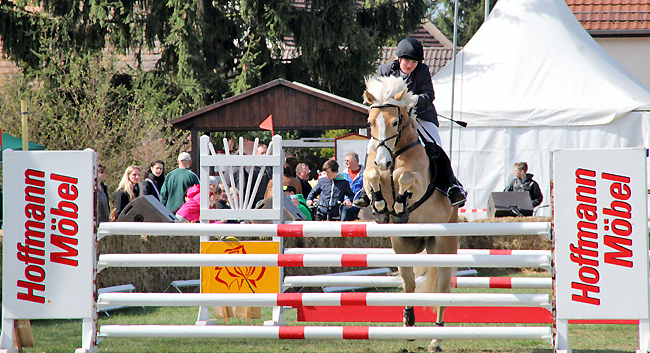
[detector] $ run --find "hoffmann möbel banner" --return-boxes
[2,149,96,319]
[554,148,650,319]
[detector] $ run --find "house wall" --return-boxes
[595,37,650,90]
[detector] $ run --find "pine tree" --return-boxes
[433,0,497,47]
[1,0,428,106]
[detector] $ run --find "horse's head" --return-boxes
[364,76,417,171]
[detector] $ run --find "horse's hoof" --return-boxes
[373,212,390,224]
[403,306,415,326]
[427,341,443,352]
[373,200,387,212]
[391,204,409,223]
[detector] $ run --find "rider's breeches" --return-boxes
[415,119,442,146]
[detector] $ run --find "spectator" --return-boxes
[504,162,543,207]
[341,152,364,221]
[291,194,312,221]
[295,163,312,198]
[307,159,354,221]
[265,164,302,199]
[229,145,272,207]
[97,164,110,223]
[142,159,165,200]
[161,152,200,213]
[114,165,141,220]
[176,184,201,223]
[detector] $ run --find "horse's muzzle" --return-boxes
[374,148,392,170]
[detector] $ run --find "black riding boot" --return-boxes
[428,143,466,207]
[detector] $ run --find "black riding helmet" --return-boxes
[396,38,424,62]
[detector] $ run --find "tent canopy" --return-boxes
[1,133,45,163]
[432,0,650,128]
[1,133,45,151]
[431,0,650,218]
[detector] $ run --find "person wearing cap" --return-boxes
[160,152,200,214]
[355,37,466,208]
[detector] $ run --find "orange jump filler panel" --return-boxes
[200,241,281,294]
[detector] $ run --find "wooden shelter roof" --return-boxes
[171,79,369,132]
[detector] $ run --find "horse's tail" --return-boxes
[413,265,438,294]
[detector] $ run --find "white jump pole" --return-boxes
[97,292,550,308]
[99,325,553,341]
[283,276,553,289]
[97,222,552,239]
[97,253,550,270]
[285,248,551,255]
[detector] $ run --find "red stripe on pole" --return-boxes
[341,223,367,237]
[343,326,369,339]
[450,277,458,288]
[341,254,367,267]
[489,249,512,255]
[277,254,304,267]
[340,293,368,306]
[277,293,304,307]
[279,326,305,339]
[277,224,303,237]
[489,277,512,288]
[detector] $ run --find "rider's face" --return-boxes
[399,58,418,75]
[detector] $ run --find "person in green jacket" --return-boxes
[291,194,313,221]
[160,152,200,214]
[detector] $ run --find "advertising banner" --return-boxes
[201,241,280,294]
[2,149,96,319]
[554,148,649,319]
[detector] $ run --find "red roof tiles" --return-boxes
[566,0,650,31]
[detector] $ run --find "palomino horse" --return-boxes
[362,76,459,352]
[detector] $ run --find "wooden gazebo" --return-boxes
[171,79,369,170]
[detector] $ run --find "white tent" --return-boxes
[432,0,650,217]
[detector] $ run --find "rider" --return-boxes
[356,37,466,207]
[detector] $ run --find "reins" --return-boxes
[369,104,437,215]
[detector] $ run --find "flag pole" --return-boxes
[21,100,28,151]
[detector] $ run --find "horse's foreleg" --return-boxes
[398,266,416,327]
[426,236,459,352]
[365,168,389,223]
[392,171,415,223]
[391,236,420,328]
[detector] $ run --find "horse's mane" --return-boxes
[364,76,417,109]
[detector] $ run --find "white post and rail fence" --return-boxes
[1,139,648,352]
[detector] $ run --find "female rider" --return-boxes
[356,38,466,207]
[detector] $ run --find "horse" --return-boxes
[362,75,459,352]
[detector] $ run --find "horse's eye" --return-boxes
[392,121,398,127]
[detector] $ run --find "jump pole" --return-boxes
[98,325,553,341]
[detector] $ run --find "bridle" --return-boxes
[370,104,420,160]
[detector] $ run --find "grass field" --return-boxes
[10,272,643,353]
[12,305,640,353]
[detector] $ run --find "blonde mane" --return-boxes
[364,76,417,109]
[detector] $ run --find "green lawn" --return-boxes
[3,266,641,353]
[11,305,640,353]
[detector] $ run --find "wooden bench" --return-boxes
[164,279,200,293]
[321,268,392,293]
[98,284,136,315]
